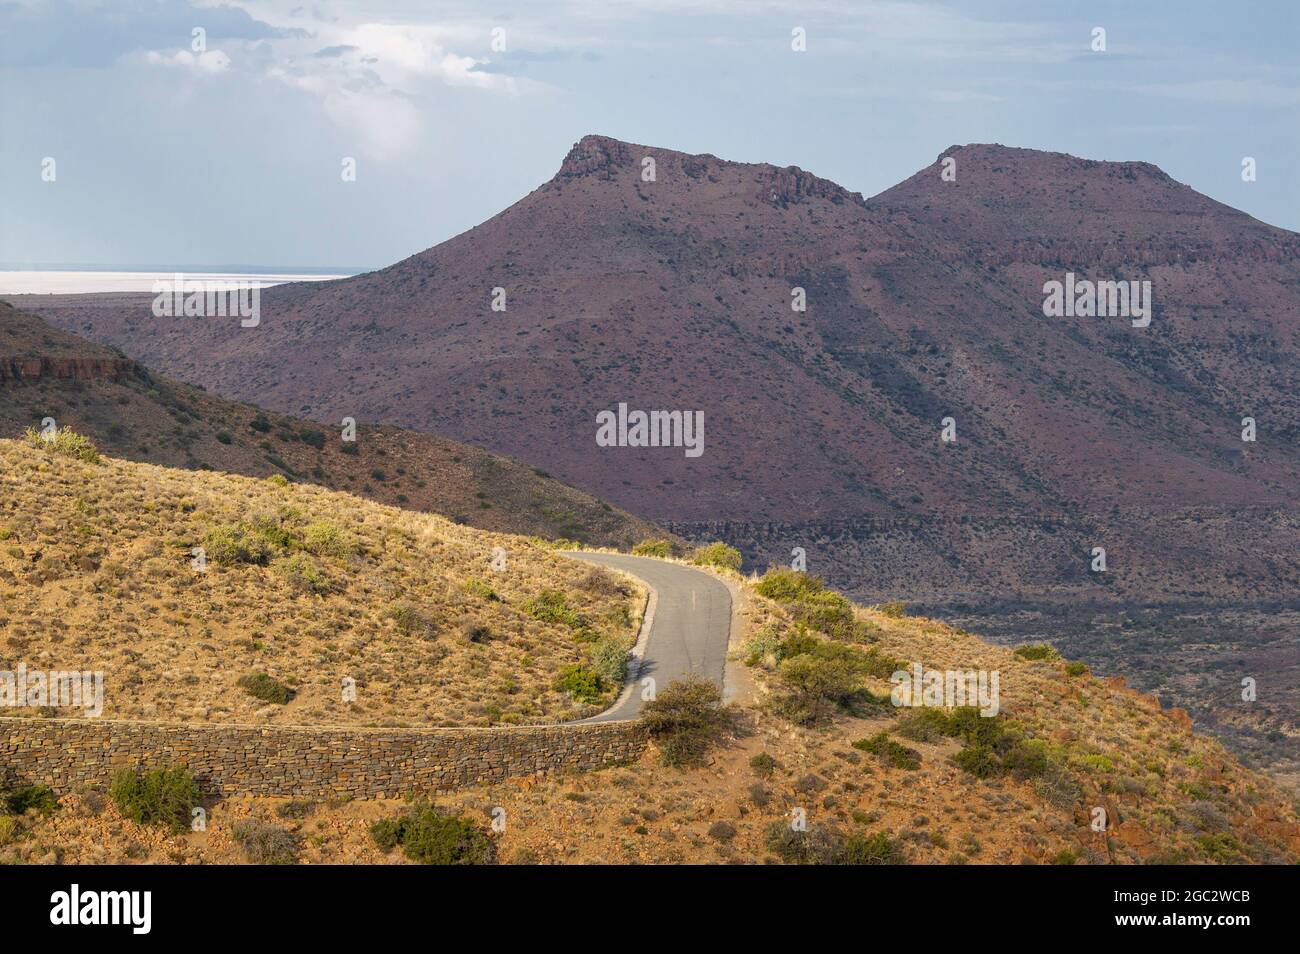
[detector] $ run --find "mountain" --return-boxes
[0,301,666,548]
[13,136,1300,786]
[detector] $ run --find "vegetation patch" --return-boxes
[109,765,200,834]
[369,800,495,865]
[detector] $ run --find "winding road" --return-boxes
[566,552,733,722]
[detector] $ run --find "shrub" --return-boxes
[763,822,844,865]
[369,801,494,865]
[109,765,200,834]
[4,784,58,817]
[875,600,909,619]
[384,602,437,639]
[754,568,868,641]
[691,542,742,571]
[839,831,907,865]
[215,431,233,445]
[275,553,333,595]
[554,664,603,703]
[238,672,292,705]
[276,800,314,820]
[741,625,782,667]
[0,816,20,846]
[1014,643,1060,662]
[894,708,953,743]
[232,819,299,864]
[462,578,500,601]
[1064,661,1090,677]
[203,524,274,566]
[853,732,921,770]
[588,636,629,688]
[768,633,886,724]
[578,567,626,597]
[631,538,672,558]
[525,589,588,632]
[249,416,271,433]
[640,674,727,767]
[298,428,326,450]
[266,474,290,487]
[24,426,100,464]
[301,520,354,558]
[749,752,777,778]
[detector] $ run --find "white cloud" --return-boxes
[144,49,232,73]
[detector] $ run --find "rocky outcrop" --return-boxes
[0,355,136,383]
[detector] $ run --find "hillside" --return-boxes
[0,301,664,547]
[0,437,643,726]
[3,523,1297,865]
[12,136,1299,785]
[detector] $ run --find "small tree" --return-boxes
[640,674,726,767]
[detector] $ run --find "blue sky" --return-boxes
[2,0,1297,269]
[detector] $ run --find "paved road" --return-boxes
[566,552,732,722]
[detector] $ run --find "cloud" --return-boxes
[144,49,232,73]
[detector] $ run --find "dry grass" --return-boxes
[0,439,642,727]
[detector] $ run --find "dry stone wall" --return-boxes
[0,716,646,798]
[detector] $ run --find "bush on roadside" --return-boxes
[640,674,727,767]
[554,664,603,703]
[690,541,742,571]
[631,538,673,558]
[588,636,629,688]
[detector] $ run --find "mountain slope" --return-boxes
[0,436,644,726]
[0,301,666,547]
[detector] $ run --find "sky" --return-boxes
[2,0,1298,270]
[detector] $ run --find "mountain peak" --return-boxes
[556,134,865,207]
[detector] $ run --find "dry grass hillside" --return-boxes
[0,436,644,727]
[2,514,1295,864]
[0,301,666,548]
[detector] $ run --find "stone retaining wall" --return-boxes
[0,716,647,798]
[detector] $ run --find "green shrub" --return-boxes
[24,426,100,464]
[299,428,327,450]
[1014,643,1060,662]
[554,664,603,703]
[250,416,271,433]
[274,553,333,595]
[203,524,274,566]
[741,625,783,666]
[238,672,292,705]
[301,520,354,558]
[232,819,299,864]
[839,831,906,865]
[893,708,954,743]
[369,801,494,865]
[690,542,742,571]
[874,600,909,619]
[852,732,921,770]
[767,632,886,724]
[631,538,672,558]
[749,753,777,778]
[754,569,869,641]
[266,473,290,487]
[1064,661,1090,677]
[3,784,58,817]
[588,636,629,687]
[109,765,200,834]
[640,674,727,767]
[215,431,233,445]
[525,589,588,632]
[462,577,500,601]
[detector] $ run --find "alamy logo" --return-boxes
[0,663,103,717]
[1042,272,1151,328]
[890,663,1000,717]
[50,884,151,934]
[151,272,260,327]
[595,402,704,458]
